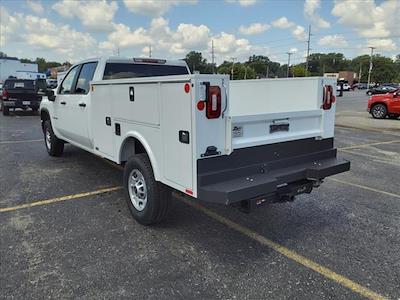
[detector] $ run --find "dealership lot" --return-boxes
[1,92,399,299]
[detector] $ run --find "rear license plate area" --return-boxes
[23,101,30,105]
[270,123,289,133]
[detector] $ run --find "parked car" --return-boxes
[368,89,400,119]
[336,83,351,91]
[366,85,397,95]
[40,56,349,225]
[352,83,368,90]
[1,78,45,115]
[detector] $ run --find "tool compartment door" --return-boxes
[161,82,193,191]
[91,84,114,158]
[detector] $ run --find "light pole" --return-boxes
[286,52,292,77]
[230,57,237,80]
[367,47,375,88]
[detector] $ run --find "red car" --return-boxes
[367,89,400,119]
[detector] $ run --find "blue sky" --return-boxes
[0,0,399,64]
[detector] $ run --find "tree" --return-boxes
[292,64,306,77]
[184,51,213,74]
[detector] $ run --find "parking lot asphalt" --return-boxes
[1,107,399,299]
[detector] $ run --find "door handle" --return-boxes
[60,101,66,105]
[78,103,86,107]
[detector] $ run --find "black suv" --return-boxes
[1,78,46,116]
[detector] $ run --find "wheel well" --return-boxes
[371,102,387,110]
[40,110,50,130]
[120,137,147,163]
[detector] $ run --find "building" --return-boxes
[48,65,71,79]
[0,57,39,82]
[323,71,358,86]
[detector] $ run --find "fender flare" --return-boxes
[118,132,161,181]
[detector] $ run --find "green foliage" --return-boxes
[184,51,214,74]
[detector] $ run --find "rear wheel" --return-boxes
[2,106,9,116]
[43,120,64,156]
[123,154,171,225]
[371,104,387,119]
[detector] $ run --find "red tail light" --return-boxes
[206,85,221,119]
[322,85,335,110]
[2,89,8,99]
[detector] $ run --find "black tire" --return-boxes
[2,106,9,116]
[371,104,387,119]
[43,120,64,156]
[123,153,171,225]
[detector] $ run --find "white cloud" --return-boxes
[367,39,397,51]
[292,25,307,41]
[226,0,257,6]
[271,17,294,29]
[332,0,400,39]
[318,34,348,47]
[0,7,21,46]
[52,0,118,32]
[289,47,298,53]
[99,23,152,50]
[123,0,197,17]
[239,23,270,35]
[0,10,97,62]
[26,0,44,14]
[304,0,330,28]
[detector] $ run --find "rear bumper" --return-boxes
[197,138,350,205]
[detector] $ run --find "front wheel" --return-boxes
[371,104,387,119]
[43,120,64,156]
[123,154,171,225]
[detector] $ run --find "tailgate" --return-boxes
[7,90,40,101]
[227,77,335,151]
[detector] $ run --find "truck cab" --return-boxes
[40,57,350,225]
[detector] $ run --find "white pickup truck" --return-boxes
[40,57,350,225]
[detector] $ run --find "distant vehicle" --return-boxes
[0,82,3,111]
[366,86,397,95]
[46,79,58,89]
[353,83,367,90]
[381,83,400,89]
[336,83,351,91]
[1,78,45,115]
[368,89,400,119]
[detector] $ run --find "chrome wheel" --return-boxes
[128,169,147,211]
[372,105,386,119]
[45,129,51,150]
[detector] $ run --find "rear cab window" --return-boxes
[103,63,189,80]
[5,80,35,89]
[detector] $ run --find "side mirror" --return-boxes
[46,90,56,101]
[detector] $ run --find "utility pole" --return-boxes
[286,52,292,78]
[359,62,362,83]
[266,65,269,78]
[149,44,152,58]
[231,57,236,80]
[211,40,216,74]
[367,46,375,88]
[305,24,311,76]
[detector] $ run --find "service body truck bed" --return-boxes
[40,57,349,225]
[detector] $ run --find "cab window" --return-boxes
[75,62,98,94]
[59,66,79,94]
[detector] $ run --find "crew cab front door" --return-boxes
[55,62,97,149]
